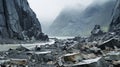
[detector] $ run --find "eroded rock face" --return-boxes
[109,0,120,34]
[91,25,104,36]
[0,0,48,41]
[89,25,105,42]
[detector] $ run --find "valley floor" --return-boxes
[0,36,120,67]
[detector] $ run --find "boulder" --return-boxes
[58,56,108,67]
[89,25,105,41]
[98,38,120,50]
[91,25,104,36]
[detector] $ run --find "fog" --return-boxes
[28,0,111,31]
[28,0,94,30]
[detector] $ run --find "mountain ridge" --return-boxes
[47,0,116,36]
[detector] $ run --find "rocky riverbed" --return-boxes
[0,34,120,67]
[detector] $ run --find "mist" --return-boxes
[28,0,94,30]
[28,0,112,32]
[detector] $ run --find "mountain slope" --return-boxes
[47,0,116,36]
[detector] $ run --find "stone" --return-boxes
[0,0,48,42]
[89,25,105,42]
[98,38,120,50]
[109,0,120,35]
[58,56,108,67]
[105,51,120,61]
[16,45,29,51]
[91,25,104,36]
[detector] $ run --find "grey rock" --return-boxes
[0,0,48,42]
[58,54,108,67]
[91,25,104,36]
[98,38,120,50]
[109,0,120,34]
[89,25,105,42]
[105,52,120,61]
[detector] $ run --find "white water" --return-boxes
[0,36,74,51]
[0,39,55,51]
[49,36,74,39]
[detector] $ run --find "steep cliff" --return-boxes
[109,0,120,34]
[47,0,115,36]
[0,0,48,42]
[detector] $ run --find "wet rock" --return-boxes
[58,52,83,66]
[91,25,104,36]
[8,59,27,66]
[109,0,120,35]
[34,45,41,51]
[98,38,120,50]
[112,60,120,67]
[101,32,116,41]
[89,47,102,55]
[0,0,48,42]
[105,51,120,61]
[104,51,120,67]
[26,51,52,63]
[58,53,108,67]
[16,45,30,51]
[73,37,82,41]
[89,25,105,42]
[73,37,86,43]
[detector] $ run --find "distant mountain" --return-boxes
[47,0,116,36]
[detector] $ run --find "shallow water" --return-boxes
[49,36,74,39]
[0,39,55,51]
[0,36,74,51]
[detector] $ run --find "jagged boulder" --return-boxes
[58,55,108,67]
[0,0,48,42]
[91,25,104,36]
[89,25,105,41]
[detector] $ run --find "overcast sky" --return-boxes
[28,0,95,25]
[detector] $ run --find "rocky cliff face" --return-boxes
[47,0,115,36]
[109,0,120,34]
[0,0,48,41]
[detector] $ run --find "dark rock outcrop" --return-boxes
[109,0,120,35]
[91,25,104,36]
[0,0,48,42]
[89,25,105,41]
